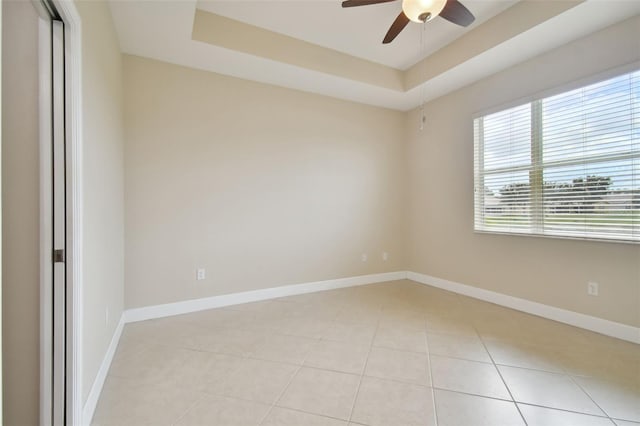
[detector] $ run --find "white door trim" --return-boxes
[37,12,53,426]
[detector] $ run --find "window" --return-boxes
[474,70,640,243]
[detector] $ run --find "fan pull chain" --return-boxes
[419,21,427,131]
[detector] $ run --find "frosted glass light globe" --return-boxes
[402,0,447,23]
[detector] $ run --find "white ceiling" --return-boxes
[195,0,517,70]
[109,0,640,111]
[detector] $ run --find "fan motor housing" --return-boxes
[418,12,431,22]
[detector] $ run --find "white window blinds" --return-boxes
[474,69,640,243]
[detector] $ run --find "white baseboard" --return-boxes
[407,271,640,345]
[82,315,125,425]
[124,271,407,323]
[122,269,639,342]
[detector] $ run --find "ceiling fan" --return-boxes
[342,0,475,44]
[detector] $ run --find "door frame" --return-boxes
[36,0,83,424]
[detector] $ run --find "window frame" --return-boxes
[473,66,640,244]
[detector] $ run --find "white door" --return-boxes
[51,18,67,426]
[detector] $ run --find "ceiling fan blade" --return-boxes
[342,0,396,7]
[439,0,475,27]
[383,12,410,44]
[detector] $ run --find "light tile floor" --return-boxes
[93,280,640,426]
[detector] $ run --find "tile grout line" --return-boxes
[248,360,445,391]
[346,301,386,423]
[472,312,530,426]
[428,351,495,365]
[566,374,616,422]
[516,401,621,422]
[431,386,523,404]
[264,405,363,424]
[170,393,209,426]
[256,302,348,425]
[255,347,315,424]
[255,318,334,425]
[425,330,439,426]
[468,342,619,423]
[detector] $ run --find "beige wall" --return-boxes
[1,1,40,424]
[124,55,407,309]
[76,1,125,405]
[408,16,640,328]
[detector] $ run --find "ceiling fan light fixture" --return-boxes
[401,0,447,23]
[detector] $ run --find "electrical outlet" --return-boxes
[382,252,389,261]
[361,253,368,262]
[587,281,599,296]
[196,268,206,280]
